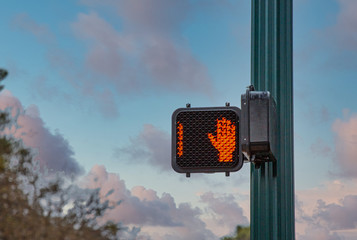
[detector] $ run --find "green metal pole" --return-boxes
[250,0,294,239]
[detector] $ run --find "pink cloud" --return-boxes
[117,124,171,171]
[200,192,249,236]
[82,0,189,36]
[82,165,183,226]
[11,3,216,119]
[72,12,128,78]
[131,186,160,202]
[296,194,357,240]
[295,0,357,72]
[11,13,120,119]
[310,138,332,157]
[332,114,357,178]
[81,165,218,240]
[0,91,83,176]
[303,105,331,125]
[314,195,357,230]
[296,181,357,240]
[80,165,252,239]
[298,224,342,240]
[72,2,214,96]
[140,36,212,94]
[333,0,357,51]
[11,13,55,43]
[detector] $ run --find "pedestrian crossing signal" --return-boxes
[172,106,243,176]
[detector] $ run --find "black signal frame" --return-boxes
[171,106,243,175]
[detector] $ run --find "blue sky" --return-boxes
[1,0,357,239]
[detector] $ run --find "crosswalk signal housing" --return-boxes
[241,87,277,164]
[172,106,243,176]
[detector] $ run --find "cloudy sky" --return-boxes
[1,0,357,239]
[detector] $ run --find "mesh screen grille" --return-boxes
[175,110,239,169]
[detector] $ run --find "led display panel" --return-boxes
[172,107,243,174]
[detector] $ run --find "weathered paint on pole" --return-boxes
[250,0,295,239]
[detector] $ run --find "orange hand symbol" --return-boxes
[208,118,236,162]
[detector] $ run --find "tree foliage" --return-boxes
[221,225,250,240]
[0,111,136,239]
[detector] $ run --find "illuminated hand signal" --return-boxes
[208,118,236,162]
[177,122,183,157]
